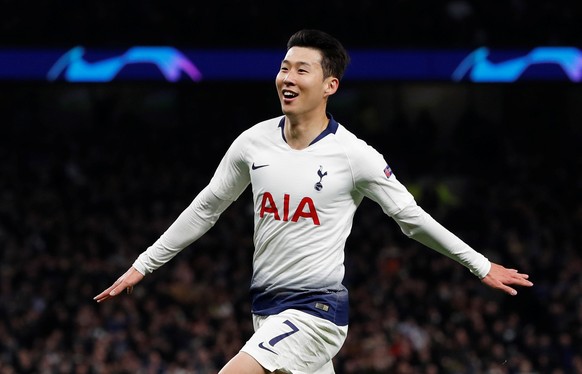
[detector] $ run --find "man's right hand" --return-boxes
[93,266,144,303]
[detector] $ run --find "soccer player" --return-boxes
[94,29,533,373]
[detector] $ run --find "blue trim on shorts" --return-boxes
[250,287,349,326]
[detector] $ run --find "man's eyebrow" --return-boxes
[281,59,315,67]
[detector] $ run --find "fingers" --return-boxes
[482,263,534,296]
[93,282,130,302]
[109,281,131,297]
[93,279,126,303]
[483,277,521,296]
[502,286,518,296]
[513,274,533,287]
[507,268,530,280]
[481,276,514,295]
[505,270,533,287]
[93,267,143,303]
[93,283,118,303]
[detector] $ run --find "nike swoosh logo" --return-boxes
[258,342,278,354]
[252,162,269,170]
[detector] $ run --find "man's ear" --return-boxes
[324,77,339,96]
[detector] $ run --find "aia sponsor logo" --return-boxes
[259,192,320,225]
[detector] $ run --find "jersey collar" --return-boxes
[278,113,339,146]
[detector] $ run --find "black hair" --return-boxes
[286,29,350,80]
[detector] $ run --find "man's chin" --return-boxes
[281,106,296,116]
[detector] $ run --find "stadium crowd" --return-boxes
[0,82,581,373]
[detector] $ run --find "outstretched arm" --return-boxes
[94,131,252,303]
[350,144,533,295]
[93,186,233,302]
[393,203,533,295]
[132,186,232,275]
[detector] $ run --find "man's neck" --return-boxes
[284,112,329,150]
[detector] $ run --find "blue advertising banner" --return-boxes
[1,47,581,82]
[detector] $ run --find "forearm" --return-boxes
[133,186,232,275]
[393,203,491,278]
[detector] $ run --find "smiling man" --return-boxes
[276,42,341,150]
[95,30,533,374]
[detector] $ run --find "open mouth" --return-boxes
[282,90,298,99]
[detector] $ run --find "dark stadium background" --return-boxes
[1,2,581,373]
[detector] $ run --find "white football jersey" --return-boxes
[134,113,490,326]
[208,115,415,326]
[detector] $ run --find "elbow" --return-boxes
[399,223,419,239]
[394,204,427,238]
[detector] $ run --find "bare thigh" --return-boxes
[219,352,269,374]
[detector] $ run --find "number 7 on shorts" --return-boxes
[258,320,299,354]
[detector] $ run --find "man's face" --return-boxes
[275,46,337,117]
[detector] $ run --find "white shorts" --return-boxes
[240,309,348,373]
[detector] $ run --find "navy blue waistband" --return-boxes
[250,287,349,326]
